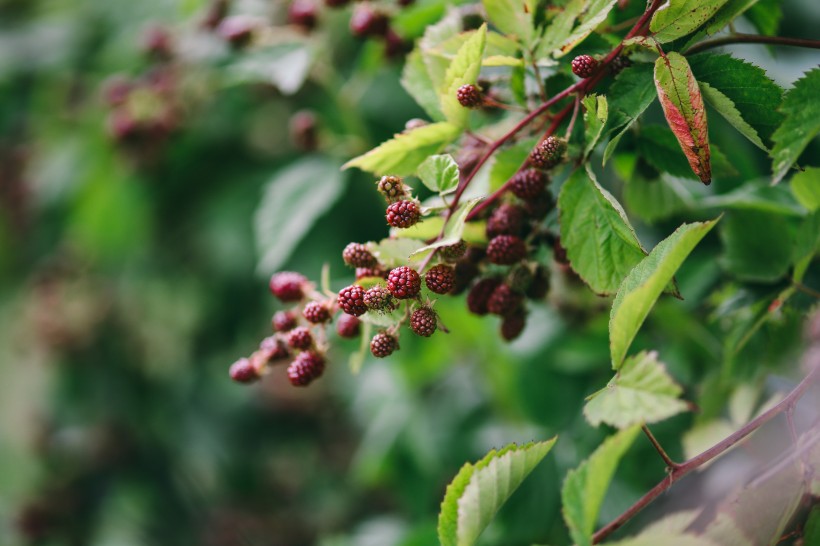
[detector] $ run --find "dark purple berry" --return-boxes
[451,260,479,295]
[425,264,455,294]
[456,84,483,108]
[384,29,410,59]
[370,332,398,358]
[501,310,526,341]
[524,191,555,220]
[410,307,437,337]
[467,277,502,316]
[530,136,567,169]
[511,169,548,199]
[486,203,524,238]
[487,235,526,265]
[387,266,421,299]
[350,5,389,38]
[487,284,523,316]
[287,351,325,386]
[289,0,317,30]
[364,285,394,311]
[571,54,598,78]
[377,175,406,203]
[343,242,377,268]
[269,272,308,302]
[303,301,331,324]
[230,357,259,384]
[439,240,467,262]
[287,326,314,350]
[526,265,550,299]
[337,285,368,316]
[553,238,569,265]
[272,310,298,332]
[386,200,421,228]
[336,314,361,338]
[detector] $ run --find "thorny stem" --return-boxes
[685,33,820,55]
[591,356,820,544]
[641,424,681,469]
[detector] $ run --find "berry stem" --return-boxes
[685,33,820,55]
[641,424,680,469]
[563,94,582,140]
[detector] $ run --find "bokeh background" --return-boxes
[1,0,819,545]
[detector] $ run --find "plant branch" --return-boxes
[641,424,681,469]
[686,33,820,55]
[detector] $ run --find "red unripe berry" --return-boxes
[511,169,548,199]
[456,84,483,108]
[410,307,437,337]
[287,351,325,386]
[377,175,406,203]
[370,331,398,357]
[387,266,421,299]
[487,235,527,265]
[303,301,331,324]
[467,277,502,316]
[287,326,314,350]
[386,200,421,228]
[571,54,598,78]
[259,335,290,362]
[272,310,297,332]
[425,264,455,295]
[269,272,307,302]
[486,203,524,238]
[289,0,318,30]
[487,284,523,316]
[343,242,377,268]
[337,285,368,316]
[336,314,361,338]
[350,5,389,38]
[501,310,527,341]
[530,136,567,169]
[229,357,259,383]
[141,25,173,59]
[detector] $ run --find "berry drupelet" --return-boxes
[467,277,502,315]
[338,285,368,316]
[529,136,567,170]
[456,84,483,108]
[425,264,455,295]
[269,272,308,302]
[410,307,438,337]
[272,310,297,332]
[343,242,377,268]
[364,285,394,311]
[229,357,259,383]
[370,331,399,357]
[259,335,290,362]
[287,327,314,350]
[486,203,525,238]
[571,54,598,78]
[287,351,326,386]
[377,175,406,202]
[336,314,361,338]
[511,169,548,199]
[387,266,421,299]
[303,301,331,324]
[487,235,527,265]
[487,284,523,316]
[386,200,421,228]
[439,240,467,262]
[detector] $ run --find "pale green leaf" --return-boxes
[584,351,688,428]
[417,154,460,195]
[440,25,487,128]
[610,219,718,368]
[555,0,619,57]
[370,238,428,268]
[699,82,766,150]
[482,55,524,67]
[583,94,608,157]
[410,198,482,257]
[791,167,820,212]
[772,68,820,184]
[482,0,534,43]
[342,122,461,176]
[561,427,640,546]
[402,48,445,121]
[650,0,731,43]
[438,439,557,546]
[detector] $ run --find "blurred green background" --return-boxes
[1,0,818,545]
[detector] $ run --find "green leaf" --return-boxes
[482,0,534,43]
[440,25,487,128]
[225,42,313,95]
[584,351,688,428]
[637,125,735,181]
[343,122,461,176]
[371,238,428,268]
[402,48,445,121]
[700,182,805,216]
[583,94,608,157]
[417,154,460,195]
[438,439,557,546]
[699,82,765,150]
[255,157,347,275]
[719,210,796,283]
[791,167,820,212]
[554,0,619,57]
[610,219,718,368]
[558,167,647,296]
[561,427,640,546]
[745,0,781,36]
[649,0,731,43]
[654,52,712,184]
[624,176,695,224]
[772,68,820,184]
[410,198,482,257]
[602,63,657,164]
[702,0,761,35]
[534,0,585,59]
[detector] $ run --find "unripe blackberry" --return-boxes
[269,272,307,302]
[337,285,368,316]
[524,191,555,220]
[364,285,394,311]
[456,84,483,108]
[501,310,526,341]
[336,314,361,338]
[377,175,406,203]
[303,301,331,324]
[350,4,389,38]
[387,266,421,299]
[467,277,502,315]
[272,310,297,332]
[487,284,524,316]
[530,136,567,169]
[511,169,548,199]
[439,240,467,262]
[287,351,325,386]
[229,357,259,383]
[288,0,317,30]
[425,264,455,294]
[452,260,479,295]
[370,331,399,358]
[356,266,388,280]
[259,335,290,362]
[487,235,527,265]
[217,15,256,47]
[486,203,524,238]
[287,326,314,350]
[571,54,598,78]
[386,200,421,228]
[410,307,437,337]
[610,55,632,75]
[343,242,377,268]
[526,265,550,299]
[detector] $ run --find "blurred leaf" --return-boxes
[771,68,820,184]
[791,167,820,211]
[745,0,781,36]
[482,0,534,43]
[438,439,557,546]
[561,426,640,546]
[371,238,428,267]
[602,63,657,164]
[417,154,460,195]
[584,351,687,428]
[649,0,731,43]
[402,48,445,121]
[700,182,805,216]
[488,140,536,192]
[719,210,795,282]
[226,42,313,95]
[534,0,585,59]
[439,25,487,128]
[255,157,347,275]
[555,0,618,57]
[702,0,761,35]
[624,176,695,224]
[583,94,608,157]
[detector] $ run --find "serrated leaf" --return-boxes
[343,122,461,176]
[699,82,766,150]
[654,53,712,184]
[791,167,820,211]
[649,0,731,43]
[438,439,557,546]
[610,219,718,368]
[483,55,525,67]
[556,0,619,57]
[584,351,688,428]
[700,182,805,216]
[482,0,534,43]
[418,154,460,195]
[602,63,657,164]
[410,198,482,257]
[561,427,640,546]
[440,25,487,128]
[583,94,608,157]
[402,48,445,121]
[771,68,820,184]
[255,157,347,275]
[558,167,647,296]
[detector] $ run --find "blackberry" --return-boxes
[356,266,388,280]
[451,260,479,295]
[386,200,421,228]
[486,203,524,238]
[487,235,527,265]
[338,285,368,316]
[336,314,361,338]
[387,266,421,299]
[571,54,598,78]
[456,84,483,108]
[511,169,548,200]
[467,277,502,315]
[259,335,290,362]
[487,284,523,316]
[350,4,389,37]
[287,351,326,386]
[464,246,487,264]
[287,326,314,350]
[526,265,550,299]
[288,0,318,30]
[229,357,259,383]
[272,310,297,332]
[364,285,394,311]
[501,310,527,341]
[343,242,377,268]
[524,191,555,220]
[269,271,307,302]
[439,240,467,262]
[370,331,399,358]
[377,175,406,203]
[425,264,455,294]
[530,136,567,169]
[410,307,437,337]
[303,301,331,324]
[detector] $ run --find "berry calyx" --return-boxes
[229,357,259,383]
[571,54,598,78]
[269,272,308,302]
[336,314,361,338]
[337,285,368,316]
[377,175,406,203]
[287,327,314,350]
[501,310,527,341]
[386,200,421,229]
[272,310,297,332]
[370,331,399,358]
[487,235,527,265]
[287,351,326,386]
[410,307,437,337]
[343,242,377,268]
[486,203,524,238]
[439,240,467,262]
[350,4,389,38]
[467,277,502,316]
[387,266,421,299]
[303,301,331,324]
[529,136,567,170]
[425,264,455,295]
[487,284,523,316]
[364,285,394,311]
[511,169,548,199]
[456,84,483,108]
